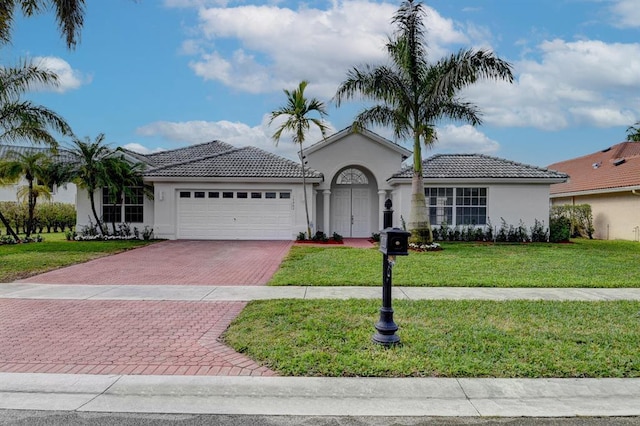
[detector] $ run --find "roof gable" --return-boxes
[548,142,640,195]
[303,127,412,158]
[391,154,568,181]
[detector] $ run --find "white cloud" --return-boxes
[610,0,640,28]
[121,143,166,154]
[33,56,89,93]
[135,115,334,160]
[179,1,468,96]
[462,39,640,130]
[434,124,499,154]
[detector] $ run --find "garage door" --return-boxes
[177,190,294,240]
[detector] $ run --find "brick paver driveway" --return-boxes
[2,240,294,376]
[19,240,293,285]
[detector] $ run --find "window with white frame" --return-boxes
[425,187,487,226]
[102,186,144,223]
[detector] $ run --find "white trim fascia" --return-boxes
[303,127,412,158]
[550,185,640,198]
[143,176,324,184]
[386,177,568,186]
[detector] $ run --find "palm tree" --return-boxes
[68,134,112,234]
[626,122,640,142]
[0,60,72,240]
[0,150,50,237]
[0,0,85,49]
[270,80,329,239]
[102,153,146,235]
[334,0,513,244]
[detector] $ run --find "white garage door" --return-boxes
[177,190,294,240]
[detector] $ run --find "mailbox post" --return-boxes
[373,199,410,346]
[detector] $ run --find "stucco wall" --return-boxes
[393,182,553,233]
[552,192,640,241]
[306,132,407,193]
[0,178,77,204]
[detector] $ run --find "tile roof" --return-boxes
[137,140,236,167]
[548,142,640,195]
[0,144,74,163]
[390,154,568,180]
[143,145,323,179]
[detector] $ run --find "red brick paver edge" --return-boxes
[0,299,276,376]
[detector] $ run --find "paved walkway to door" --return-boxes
[18,240,293,286]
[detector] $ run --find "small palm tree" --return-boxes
[334,0,513,244]
[270,80,329,239]
[626,122,640,142]
[0,150,50,237]
[102,153,146,235]
[68,134,112,234]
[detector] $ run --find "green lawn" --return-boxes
[268,239,640,287]
[0,232,153,282]
[224,299,640,378]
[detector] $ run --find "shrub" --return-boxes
[312,231,328,242]
[550,216,571,243]
[331,232,343,242]
[297,232,307,241]
[530,219,548,242]
[551,204,594,239]
[370,233,380,242]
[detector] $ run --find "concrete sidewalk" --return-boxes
[3,284,640,417]
[3,283,640,301]
[1,373,640,417]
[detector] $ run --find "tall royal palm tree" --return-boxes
[0,0,85,49]
[68,134,112,235]
[626,122,640,142]
[270,80,329,239]
[334,0,513,244]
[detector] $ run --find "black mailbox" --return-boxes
[379,227,411,256]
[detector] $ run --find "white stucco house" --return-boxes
[75,128,568,240]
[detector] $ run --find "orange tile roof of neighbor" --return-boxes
[548,142,640,195]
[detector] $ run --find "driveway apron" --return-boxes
[3,240,293,376]
[18,240,293,286]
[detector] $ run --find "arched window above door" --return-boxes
[336,168,368,185]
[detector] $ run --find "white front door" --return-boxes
[332,187,370,237]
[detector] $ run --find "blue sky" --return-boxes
[4,0,640,167]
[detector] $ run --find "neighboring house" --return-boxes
[548,142,640,241]
[0,145,77,204]
[76,128,567,240]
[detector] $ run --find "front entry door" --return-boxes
[332,187,370,237]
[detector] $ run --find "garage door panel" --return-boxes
[177,190,293,240]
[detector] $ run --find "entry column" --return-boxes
[323,189,331,235]
[378,190,388,231]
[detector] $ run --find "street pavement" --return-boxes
[1,283,640,418]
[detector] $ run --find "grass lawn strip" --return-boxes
[0,232,152,282]
[223,299,640,378]
[268,239,640,287]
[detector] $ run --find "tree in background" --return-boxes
[0,150,51,237]
[625,122,640,142]
[334,0,513,244]
[270,80,329,239]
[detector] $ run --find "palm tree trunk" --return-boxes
[0,209,20,241]
[88,189,104,235]
[408,135,433,244]
[26,178,35,237]
[299,145,312,239]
